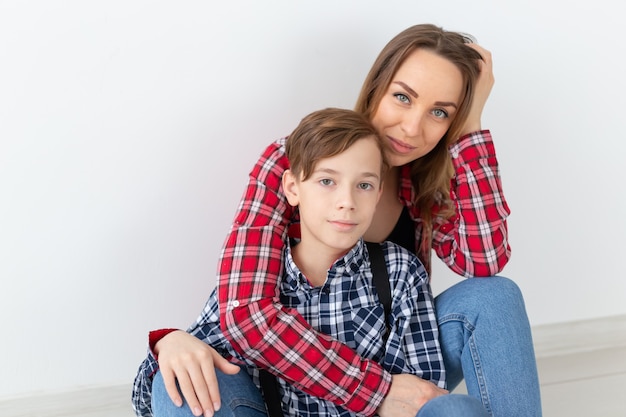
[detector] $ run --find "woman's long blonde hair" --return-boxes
[355,24,482,226]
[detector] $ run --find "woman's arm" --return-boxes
[433,43,510,278]
[216,138,391,415]
[434,130,511,277]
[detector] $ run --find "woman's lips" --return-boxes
[388,136,415,154]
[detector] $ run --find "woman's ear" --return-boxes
[282,169,300,206]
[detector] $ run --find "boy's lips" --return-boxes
[329,220,358,231]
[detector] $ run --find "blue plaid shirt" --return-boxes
[132,239,444,417]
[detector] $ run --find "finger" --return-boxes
[466,43,492,65]
[429,385,449,399]
[175,371,205,417]
[213,353,241,375]
[161,368,183,408]
[201,359,222,411]
[186,364,216,416]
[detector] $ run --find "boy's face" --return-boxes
[283,137,383,257]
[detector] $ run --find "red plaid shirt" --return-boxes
[217,130,511,416]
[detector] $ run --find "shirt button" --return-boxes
[451,151,459,159]
[231,300,240,308]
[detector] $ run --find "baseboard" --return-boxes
[531,314,626,358]
[0,384,132,417]
[2,315,626,416]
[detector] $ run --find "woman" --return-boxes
[133,24,542,417]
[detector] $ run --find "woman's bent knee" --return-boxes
[417,394,489,417]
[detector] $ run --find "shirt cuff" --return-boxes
[449,129,495,165]
[344,363,392,416]
[148,328,179,359]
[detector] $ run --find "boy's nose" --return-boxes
[336,187,356,210]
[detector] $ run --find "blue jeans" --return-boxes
[436,277,542,416]
[152,277,541,417]
[153,370,486,417]
[417,394,488,417]
[152,368,267,417]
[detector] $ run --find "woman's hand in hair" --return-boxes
[460,43,495,137]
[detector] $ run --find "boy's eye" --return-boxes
[358,182,373,190]
[432,108,449,119]
[320,178,334,186]
[394,93,410,104]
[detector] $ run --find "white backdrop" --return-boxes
[1,0,624,399]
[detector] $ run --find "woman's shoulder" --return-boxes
[250,137,290,179]
[259,136,287,160]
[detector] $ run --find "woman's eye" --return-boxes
[393,93,410,104]
[432,108,449,119]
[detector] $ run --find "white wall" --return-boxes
[1,0,624,399]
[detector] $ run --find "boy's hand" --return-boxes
[377,374,448,417]
[155,330,240,417]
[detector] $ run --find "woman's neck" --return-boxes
[363,167,404,243]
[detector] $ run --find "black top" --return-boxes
[384,206,415,253]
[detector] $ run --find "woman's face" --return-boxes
[371,48,464,167]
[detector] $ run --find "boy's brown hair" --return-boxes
[285,108,389,181]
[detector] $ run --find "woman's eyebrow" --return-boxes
[393,81,458,109]
[393,81,418,98]
[435,101,458,109]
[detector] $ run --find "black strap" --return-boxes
[259,241,391,416]
[259,369,284,417]
[365,241,392,322]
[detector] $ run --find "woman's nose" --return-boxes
[401,110,423,138]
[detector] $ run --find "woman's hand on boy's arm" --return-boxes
[155,330,240,417]
[377,374,448,417]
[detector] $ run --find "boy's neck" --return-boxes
[291,241,354,287]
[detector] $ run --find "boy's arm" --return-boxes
[217,139,391,415]
[131,346,160,416]
[383,242,446,388]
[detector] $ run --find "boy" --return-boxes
[134,108,487,417]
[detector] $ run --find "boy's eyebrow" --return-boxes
[315,167,380,180]
[393,81,458,109]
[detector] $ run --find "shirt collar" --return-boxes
[284,239,366,285]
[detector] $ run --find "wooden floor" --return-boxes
[2,315,626,417]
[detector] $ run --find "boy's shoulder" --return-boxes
[369,240,427,276]
[377,240,420,260]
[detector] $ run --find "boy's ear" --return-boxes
[282,169,300,206]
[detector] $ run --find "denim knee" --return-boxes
[417,394,489,417]
[214,368,267,417]
[435,276,526,322]
[151,369,267,417]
